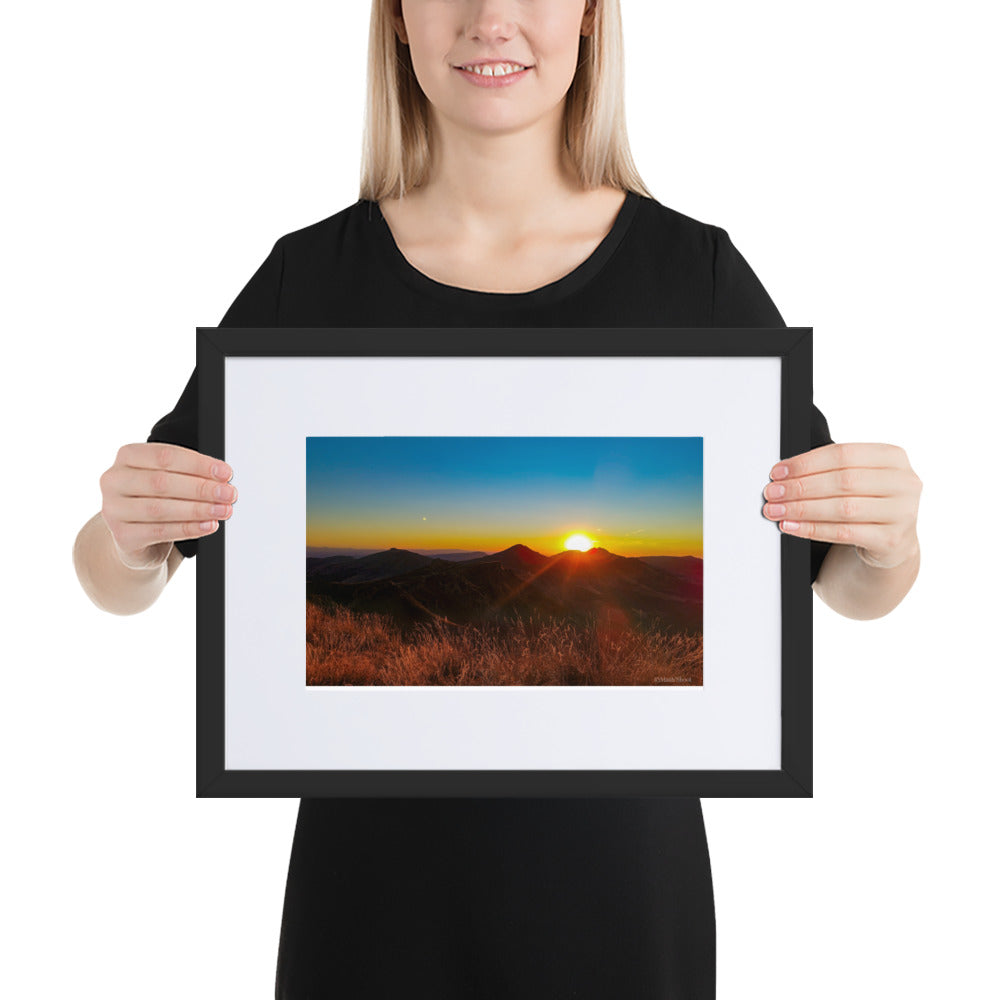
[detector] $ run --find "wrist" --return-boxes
[100,513,171,572]
[854,537,920,571]
[112,538,172,573]
[74,513,169,615]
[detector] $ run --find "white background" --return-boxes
[5,1,996,997]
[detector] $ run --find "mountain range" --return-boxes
[306,544,702,634]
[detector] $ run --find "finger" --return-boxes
[763,467,910,503]
[105,494,234,526]
[761,495,899,524]
[112,518,219,553]
[119,442,232,483]
[772,519,891,551]
[115,466,238,504]
[769,443,910,481]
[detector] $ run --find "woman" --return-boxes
[74,1,922,996]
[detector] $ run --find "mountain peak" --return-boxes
[559,545,613,558]
[490,543,548,566]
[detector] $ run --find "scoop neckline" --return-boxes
[366,190,640,308]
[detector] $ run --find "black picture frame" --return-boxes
[196,327,814,798]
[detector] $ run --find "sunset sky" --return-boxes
[306,437,702,558]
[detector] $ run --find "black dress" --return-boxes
[148,191,835,999]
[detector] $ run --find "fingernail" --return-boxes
[212,463,231,480]
[771,464,789,480]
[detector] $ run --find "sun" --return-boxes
[564,533,595,552]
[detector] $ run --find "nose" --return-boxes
[464,0,518,44]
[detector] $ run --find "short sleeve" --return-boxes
[711,226,835,584]
[145,237,285,558]
[710,226,784,327]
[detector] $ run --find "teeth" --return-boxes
[460,62,526,77]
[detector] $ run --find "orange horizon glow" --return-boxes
[306,527,702,560]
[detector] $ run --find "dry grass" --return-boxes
[306,599,702,686]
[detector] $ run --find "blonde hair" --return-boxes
[359,0,655,202]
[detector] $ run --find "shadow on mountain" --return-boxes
[307,543,701,636]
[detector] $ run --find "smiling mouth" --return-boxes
[453,62,532,77]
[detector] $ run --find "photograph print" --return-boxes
[305,435,703,688]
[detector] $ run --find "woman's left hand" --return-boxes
[761,443,922,569]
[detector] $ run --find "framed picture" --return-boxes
[196,327,815,798]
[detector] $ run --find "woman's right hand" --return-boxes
[99,443,237,570]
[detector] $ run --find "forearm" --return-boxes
[812,539,920,620]
[72,512,184,616]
